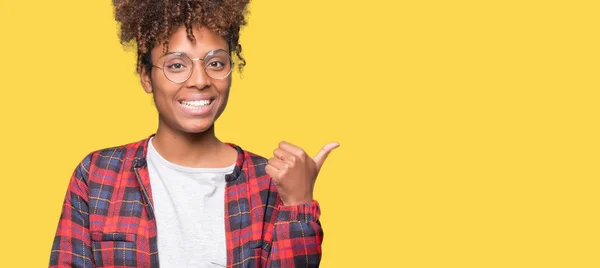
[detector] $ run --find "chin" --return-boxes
[180,121,215,134]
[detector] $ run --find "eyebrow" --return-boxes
[160,48,230,57]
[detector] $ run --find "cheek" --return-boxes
[214,78,231,97]
[151,73,179,96]
[215,84,231,115]
[150,80,178,111]
[218,87,231,105]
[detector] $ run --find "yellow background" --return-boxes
[0,0,598,267]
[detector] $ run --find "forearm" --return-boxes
[268,201,323,268]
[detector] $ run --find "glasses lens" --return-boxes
[204,50,233,79]
[162,54,193,83]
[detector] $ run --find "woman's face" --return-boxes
[141,25,232,135]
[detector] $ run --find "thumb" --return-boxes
[313,142,340,170]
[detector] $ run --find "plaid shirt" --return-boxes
[49,136,323,267]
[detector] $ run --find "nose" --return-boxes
[184,60,211,90]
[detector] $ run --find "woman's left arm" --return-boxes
[263,141,339,267]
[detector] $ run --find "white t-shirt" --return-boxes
[147,138,234,268]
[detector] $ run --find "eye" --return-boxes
[208,61,224,67]
[167,63,186,69]
[206,59,228,71]
[164,59,190,73]
[162,54,191,73]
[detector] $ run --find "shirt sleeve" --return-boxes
[49,153,94,268]
[265,181,324,268]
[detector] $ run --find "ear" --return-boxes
[140,67,153,94]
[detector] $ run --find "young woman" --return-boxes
[49,0,338,267]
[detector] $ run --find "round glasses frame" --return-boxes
[151,49,234,83]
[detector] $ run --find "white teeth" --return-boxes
[180,100,211,109]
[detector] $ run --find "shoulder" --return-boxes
[244,149,268,167]
[227,142,269,166]
[243,147,270,169]
[78,136,151,175]
[228,143,271,182]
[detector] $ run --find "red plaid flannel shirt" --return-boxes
[49,136,323,267]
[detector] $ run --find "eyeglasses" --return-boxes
[152,49,233,83]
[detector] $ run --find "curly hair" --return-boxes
[113,0,250,74]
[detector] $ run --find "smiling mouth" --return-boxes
[178,99,213,110]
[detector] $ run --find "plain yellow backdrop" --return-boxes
[0,0,599,267]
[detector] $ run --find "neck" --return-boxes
[152,122,233,168]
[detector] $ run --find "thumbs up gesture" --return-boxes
[265,141,340,206]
